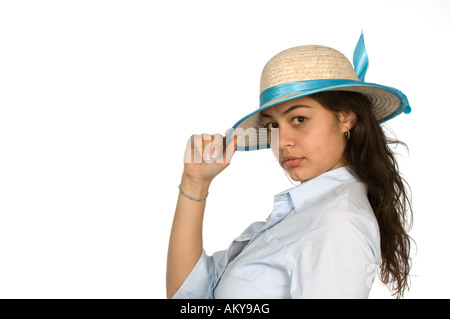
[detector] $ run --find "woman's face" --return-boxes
[260,96,355,182]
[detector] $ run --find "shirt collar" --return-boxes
[277,166,357,214]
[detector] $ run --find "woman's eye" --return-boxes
[264,122,278,130]
[293,117,306,125]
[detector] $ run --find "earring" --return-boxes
[344,130,351,140]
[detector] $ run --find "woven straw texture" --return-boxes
[260,45,359,92]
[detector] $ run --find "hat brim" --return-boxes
[226,80,411,151]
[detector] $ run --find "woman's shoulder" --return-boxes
[309,180,380,240]
[320,180,374,218]
[284,180,381,259]
[273,179,379,248]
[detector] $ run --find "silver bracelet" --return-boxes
[178,184,209,202]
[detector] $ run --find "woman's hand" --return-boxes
[183,133,238,184]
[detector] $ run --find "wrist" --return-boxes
[180,174,211,199]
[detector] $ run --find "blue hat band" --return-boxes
[259,79,411,122]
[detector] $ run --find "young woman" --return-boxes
[166,35,413,299]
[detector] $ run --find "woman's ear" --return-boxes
[338,110,357,132]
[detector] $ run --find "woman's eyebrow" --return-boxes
[260,112,273,119]
[282,104,311,116]
[260,104,311,119]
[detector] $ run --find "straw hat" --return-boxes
[227,34,411,151]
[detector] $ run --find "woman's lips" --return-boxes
[283,157,304,168]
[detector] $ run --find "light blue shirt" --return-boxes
[173,167,381,299]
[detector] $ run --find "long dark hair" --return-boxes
[311,91,413,298]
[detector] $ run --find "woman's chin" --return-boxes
[285,167,308,183]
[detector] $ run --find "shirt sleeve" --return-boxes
[171,221,263,299]
[288,203,381,299]
[171,249,227,299]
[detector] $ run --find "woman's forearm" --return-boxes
[166,175,211,299]
[166,133,237,298]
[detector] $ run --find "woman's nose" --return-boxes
[277,126,295,149]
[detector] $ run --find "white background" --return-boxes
[0,0,449,298]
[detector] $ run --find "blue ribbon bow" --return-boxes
[353,33,369,82]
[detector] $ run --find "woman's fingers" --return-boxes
[204,133,228,164]
[184,132,237,165]
[202,134,215,163]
